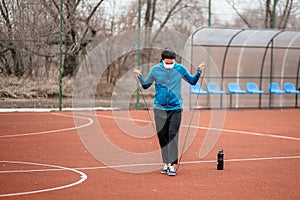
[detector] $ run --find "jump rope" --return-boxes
[133,65,206,173]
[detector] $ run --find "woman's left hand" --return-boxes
[197,62,205,72]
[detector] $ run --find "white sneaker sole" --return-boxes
[168,172,176,176]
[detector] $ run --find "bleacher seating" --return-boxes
[190,83,207,94]
[269,82,285,94]
[246,82,264,94]
[284,82,300,94]
[206,82,225,94]
[228,83,246,94]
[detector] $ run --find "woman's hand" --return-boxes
[197,62,206,73]
[133,68,142,78]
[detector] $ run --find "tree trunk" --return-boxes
[10,48,24,77]
[265,0,271,28]
[0,53,12,75]
[278,0,293,29]
[63,52,78,77]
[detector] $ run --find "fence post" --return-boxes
[59,0,63,111]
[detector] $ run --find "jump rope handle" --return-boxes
[197,62,206,86]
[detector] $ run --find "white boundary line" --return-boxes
[181,155,300,165]
[0,107,116,113]
[0,160,87,198]
[1,155,299,174]
[189,125,300,141]
[83,112,300,141]
[1,111,299,141]
[77,155,300,170]
[0,113,93,138]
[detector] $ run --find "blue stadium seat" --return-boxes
[190,83,207,94]
[207,82,225,94]
[228,82,246,94]
[284,82,300,94]
[269,82,285,94]
[246,82,264,94]
[228,82,246,108]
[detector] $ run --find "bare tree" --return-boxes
[226,0,296,29]
[0,29,11,75]
[277,0,293,29]
[0,0,61,77]
[141,0,200,72]
[166,0,206,35]
[0,0,205,80]
[0,0,24,76]
[45,0,105,77]
[97,0,205,89]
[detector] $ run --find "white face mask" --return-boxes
[164,62,174,69]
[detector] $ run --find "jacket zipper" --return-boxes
[167,69,170,109]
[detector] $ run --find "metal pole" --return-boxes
[59,0,63,111]
[136,0,141,109]
[296,56,300,107]
[272,0,277,29]
[208,0,211,26]
[269,39,274,108]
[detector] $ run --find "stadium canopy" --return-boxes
[184,27,300,109]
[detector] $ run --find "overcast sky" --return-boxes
[100,0,257,23]
[100,0,299,26]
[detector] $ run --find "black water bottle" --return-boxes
[217,150,224,170]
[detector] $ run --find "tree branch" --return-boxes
[158,0,182,30]
[86,0,104,22]
[226,0,252,28]
[0,0,12,30]
[152,0,183,43]
[150,0,157,27]
[279,0,293,29]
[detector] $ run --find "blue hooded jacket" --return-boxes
[138,61,201,110]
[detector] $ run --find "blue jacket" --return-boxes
[138,61,201,110]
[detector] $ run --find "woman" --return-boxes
[134,48,205,176]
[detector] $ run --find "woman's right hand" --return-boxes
[197,62,206,73]
[133,69,142,78]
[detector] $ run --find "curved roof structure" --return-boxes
[185,27,300,109]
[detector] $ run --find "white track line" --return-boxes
[1,155,299,174]
[0,113,93,138]
[76,155,300,170]
[0,160,87,198]
[80,112,300,141]
[0,107,116,113]
[181,155,300,165]
[189,125,300,141]
[1,112,299,141]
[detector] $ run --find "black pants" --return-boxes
[154,109,182,165]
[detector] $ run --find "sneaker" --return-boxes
[168,165,176,176]
[161,164,168,174]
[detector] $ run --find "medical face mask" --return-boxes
[164,62,174,69]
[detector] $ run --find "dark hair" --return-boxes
[161,48,176,60]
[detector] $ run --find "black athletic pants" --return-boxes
[154,109,182,165]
